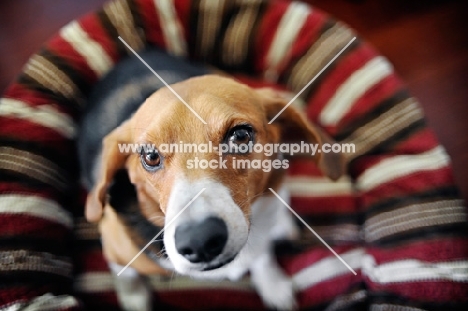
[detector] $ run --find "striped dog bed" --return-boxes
[0,0,467,310]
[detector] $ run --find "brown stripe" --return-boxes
[0,147,68,192]
[343,98,424,160]
[103,0,145,52]
[0,249,72,277]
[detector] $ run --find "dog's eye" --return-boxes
[140,149,162,171]
[226,125,254,154]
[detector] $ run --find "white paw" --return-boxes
[250,255,297,310]
[257,274,296,310]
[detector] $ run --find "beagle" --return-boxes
[78,50,343,310]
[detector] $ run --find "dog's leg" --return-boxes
[250,251,296,310]
[109,262,152,311]
[245,185,298,310]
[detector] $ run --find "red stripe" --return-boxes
[74,249,109,273]
[136,0,165,49]
[155,289,263,310]
[3,85,75,117]
[306,43,378,120]
[0,214,68,238]
[334,75,404,135]
[281,8,328,79]
[291,196,356,215]
[77,291,119,309]
[393,128,441,154]
[46,32,98,84]
[361,166,455,207]
[79,13,120,63]
[367,238,468,264]
[366,280,468,302]
[299,273,361,307]
[254,0,290,73]
[0,182,56,199]
[0,116,69,144]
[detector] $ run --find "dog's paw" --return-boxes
[258,274,296,311]
[250,255,297,310]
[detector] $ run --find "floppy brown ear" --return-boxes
[258,88,345,180]
[86,120,133,222]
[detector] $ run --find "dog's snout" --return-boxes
[175,217,228,263]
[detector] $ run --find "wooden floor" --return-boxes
[1,0,467,201]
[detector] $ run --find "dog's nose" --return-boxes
[174,217,228,263]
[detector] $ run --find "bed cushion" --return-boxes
[0,0,467,310]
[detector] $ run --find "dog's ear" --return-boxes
[86,120,133,222]
[258,88,345,180]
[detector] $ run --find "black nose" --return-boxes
[174,217,228,263]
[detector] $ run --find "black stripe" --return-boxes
[188,0,202,59]
[335,88,411,141]
[279,18,338,86]
[0,137,76,176]
[0,239,72,257]
[97,10,127,58]
[279,18,361,102]
[243,0,269,74]
[17,73,79,115]
[365,186,461,218]
[40,48,91,104]
[358,118,427,157]
[369,290,468,310]
[212,2,240,69]
[0,272,72,289]
[303,37,362,102]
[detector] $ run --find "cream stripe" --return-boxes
[344,98,423,159]
[0,146,67,190]
[288,24,353,93]
[74,272,116,292]
[1,294,79,311]
[60,20,113,77]
[357,146,450,191]
[264,2,311,82]
[320,56,393,126]
[363,255,468,283]
[365,202,466,242]
[104,0,145,52]
[285,175,353,196]
[153,0,187,57]
[293,248,364,290]
[0,195,73,228]
[0,98,75,139]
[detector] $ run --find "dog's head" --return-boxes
[86,75,344,274]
